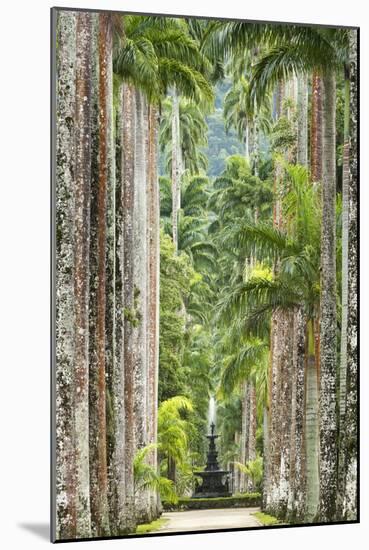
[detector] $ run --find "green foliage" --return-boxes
[234,455,264,491]
[160,98,210,174]
[159,233,194,401]
[253,511,281,526]
[133,444,178,503]
[158,396,194,466]
[135,518,169,534]
[162,493,261,511]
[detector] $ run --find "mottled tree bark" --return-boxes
[262,405,270,510]
[55,11,77,539]
[297,75,308,167]
[266,312,281,513]
[311,72,323,182]
[247,384,257,491]
[133,88,150,522]
[287,307,306,522]
[276,311,294,518]
[266,82,294,518]
[319,69,338,523]
[107,79,125,535]
[89,13,112,537]
[121,82,137,533]
[73,11,93,538]
[147,103,160,519]
[87,12,100,538]
[305,321,320,522]
[337,67,351,519]
[239,382,250,492]
[171,89,180,252]
[342,30,358,520]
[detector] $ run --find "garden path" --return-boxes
[159,507,261,533]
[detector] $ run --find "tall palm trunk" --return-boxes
[305,320,320,522]
[147,103,160,519]
[311,72,323,182]
[267,82,294,519]
[73,11,93,538]
[108,78,126,535]
[247,384,257,491]
[239,382,250,492]
[341,30,358,520]
[319,69,338,523]
[286,307,306,522]
[88,13,101,537]
[262,405,270,509]
[244,124,250,161]
[133,88,149,522]
[337,67,351,518]
[267,312,281,513]
[121,82,137,533]
[277,311,294,517]
[297,75,308,167]
[253,105,259,177]
[171,89,180,252]
[55,11,77,539]
[89,13,112,537]
[233,431,241,493]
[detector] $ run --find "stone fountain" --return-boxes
[192,420,231,498]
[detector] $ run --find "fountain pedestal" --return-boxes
[192,422,231,498]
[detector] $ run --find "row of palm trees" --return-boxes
[54,8,358,539]
[206,25,357,523]
[54,9,219,540]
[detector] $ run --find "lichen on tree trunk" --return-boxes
[319,69,338,523]
[55,10,77,540]
[73,11,93,538]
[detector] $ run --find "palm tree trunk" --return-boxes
[305,320,320,522]
[319,69,338,523]
[171,89,180,252]
[73,11,93,538]
[253,107,259,177]
[55,10,77,539]
[108,78,126,535]
[297,75,308,167]
[147,103,160,519]
[240,382,250,492]
[262,405,270,509]
[267,82,294,519]
[342,30,358,520]
[234,431,240,493]
[337,67,351,519]
[121,82,137,533]
[133,88,149,523]
[286,306,306,522]
[245,124,250,161]
[267,312,281,514]
[90,13,112,537]
[277,310,294,518]
[247,384,257,491]
[88,13,101,538]
[311,72,323,182]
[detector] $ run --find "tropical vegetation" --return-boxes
[54,9,358,540]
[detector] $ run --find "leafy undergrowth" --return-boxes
[253,511,281,526]
[135,518,169,534]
